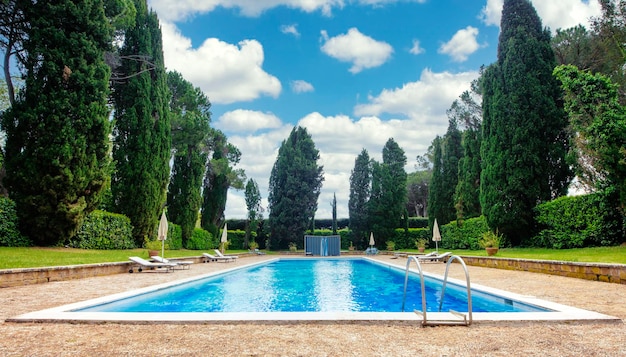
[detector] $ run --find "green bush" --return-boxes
[185,228,214,250]
[166,223,183,250]
[71,210,134,249]
[393,228,429,249]
[440,216,490,250]
[0,196,31,247]
[533,193,621,248]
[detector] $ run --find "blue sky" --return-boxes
[147,0,601,219]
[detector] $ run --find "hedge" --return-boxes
[72,210,135,249]
[533,193,623,248]
[185,228,214,250]
[440,216,490,250]
[0,196,30,247]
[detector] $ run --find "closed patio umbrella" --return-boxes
[368,232,375,254]
[221,223,228,253]
[158,211,168,258]
[432,218,441,253]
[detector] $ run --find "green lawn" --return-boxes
[0,246,625,269]
[0,247,252,269]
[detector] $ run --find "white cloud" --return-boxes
[160,22,281,105]
[291,80,315,93]
[215,110,283,133]
[320,28,394,73]
[280,24,301,37]
[480,0,602,32]
[438,26,481,62]
[354,68,479,120]
[149,0,430,21]
[409,39,425,55]
[222,69,478,219]
[148,0,344,21]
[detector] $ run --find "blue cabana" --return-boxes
[304,235,341,256]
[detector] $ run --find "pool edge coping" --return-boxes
[7,256,623,325]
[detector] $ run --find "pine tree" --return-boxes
[268,127,324,250]
[111,0,170,246]
[349,149,371,249]
[481,0,572,245]
[166,71,211,246]
[200,129,245,239]
[1,0,112,245]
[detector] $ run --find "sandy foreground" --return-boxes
[0,255,625,357]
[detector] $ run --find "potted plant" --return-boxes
[479,230,502,256]
[348,241,355,251]
[145,239,163,258]
[249,241,259,250]
[289,242,298,252]
[386,241,395,251]
[415,238,428,253]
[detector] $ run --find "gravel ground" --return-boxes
[0,255,625,356]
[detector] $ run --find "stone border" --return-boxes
[458,256,626,284]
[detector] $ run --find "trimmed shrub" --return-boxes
[393,228,429,249]
[408,217,429,228]
[0,196,31,246]
[166,223,183,250]
[440,216,490,250]
[533,193,622,248]
[185,228,214,250]
[72,210,134,249]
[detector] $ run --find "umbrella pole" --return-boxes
[161,240,164,258]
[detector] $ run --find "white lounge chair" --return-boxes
[214,249,238,259]
[150,255,193,270]
[128,256,176,273]
[417,252,452,263]
[202,252,234,263]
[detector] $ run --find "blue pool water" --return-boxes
[77,258,549,313]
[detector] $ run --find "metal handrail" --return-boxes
[438,255,473,325]
[401,256,427,325]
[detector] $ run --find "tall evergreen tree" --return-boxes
[111,0,170,246]
[450,85,483,221]
[331,193,338,235]
[244,178,262,247]
[439,119,463,225]
[1,0,112,245]
[201,129,245,238]
[427,136,444,228]
[368,138,407,246]
[349,148,371,249]
[268,126,324,250]
[481,0,572,245]
[166,71,211,246]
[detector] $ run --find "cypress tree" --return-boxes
[481,0,572,245]
[349,148,371,248]
[244,178,262,247]
[368,138,407,246]
[427,136,444,228]
[166,71,210,246]
[268,126,324,250]
[440,119,463,225]
[111,0,170,246]
[1,0,112,245]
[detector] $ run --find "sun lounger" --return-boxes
[128,256,176,273]
[214,249,238,259]
[202,252,234,263]
[150,255,193,270]
[254,248,266,255]
[416,252,452,263]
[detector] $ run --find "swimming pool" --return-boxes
[9,257,620,324]
[76,258,546,313]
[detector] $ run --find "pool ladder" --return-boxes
[401,255,473,326]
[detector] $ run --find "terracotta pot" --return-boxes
[486,247,499,256]
[148,250,159,258]
[418,247,425,253]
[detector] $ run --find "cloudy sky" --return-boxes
[147,0,601,219]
